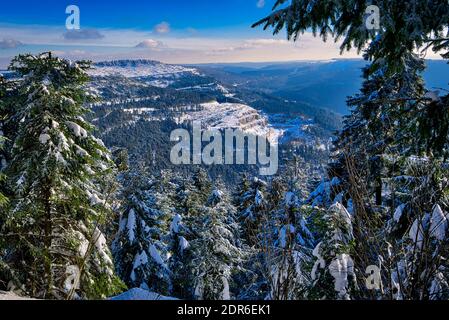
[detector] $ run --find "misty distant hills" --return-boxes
[196,59,449,115]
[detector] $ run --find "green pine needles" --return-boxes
[0,53,124,299]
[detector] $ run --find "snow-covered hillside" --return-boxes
[89,60,200,78]
[87,59,329,150]
[187,101,281,141]
[87,59,235,99]
[122,100,281,142]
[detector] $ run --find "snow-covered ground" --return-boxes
[0,289,175,301]
[89,60,200,79]
[0,291,35,300]
[111,288,177,301]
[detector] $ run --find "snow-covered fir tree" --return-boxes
[167,208,190,298]
[0,75,9,206]
[0,53,124,299]
[309,203,356,300]
[384,159,449,299]
[173,169,213,219]
[265,177,315,300]
[188,187,245,300]
[284,155,312,201]
[113,168,173,295]
[236,175,267,246]
[255,0,449,301]
[167,176,196,298]
[0,74,14,288]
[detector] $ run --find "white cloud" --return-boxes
[0,38,23,49]
[242,38,290,48]
[63,29,105,40]
[135,39,163,49]
[257,0,266,8]
[204,38,292,54]
[154,22,171,34]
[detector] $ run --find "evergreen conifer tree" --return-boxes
[255,0,449,300]
[309,203,356,300]
[189,187,244,300]
[266,178,315,300]
[113,168,174,295]
[236,176,267,246]
[0,75,8,206]
[0,53,123,299]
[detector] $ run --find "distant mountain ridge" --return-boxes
[196,59,449,115]
[90,59,200,80]
[95,60,162,67]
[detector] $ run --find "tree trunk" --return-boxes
[375,177,382,206]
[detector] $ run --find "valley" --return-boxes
[85,59,333,184]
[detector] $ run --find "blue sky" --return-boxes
[6,0,439,67]
[0,1,272,33]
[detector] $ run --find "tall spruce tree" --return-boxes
[0,75,9,206]
[0,76,9,288]
[255,0,449,300]
[236,176,268,246]
[265,177,315,300]
[113,170,172,295]
[309,203,356,300]
[168,208,190,298]
[0,53,123,299]
[188,187,244,300]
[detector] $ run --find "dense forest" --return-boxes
[0,0,449,300]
